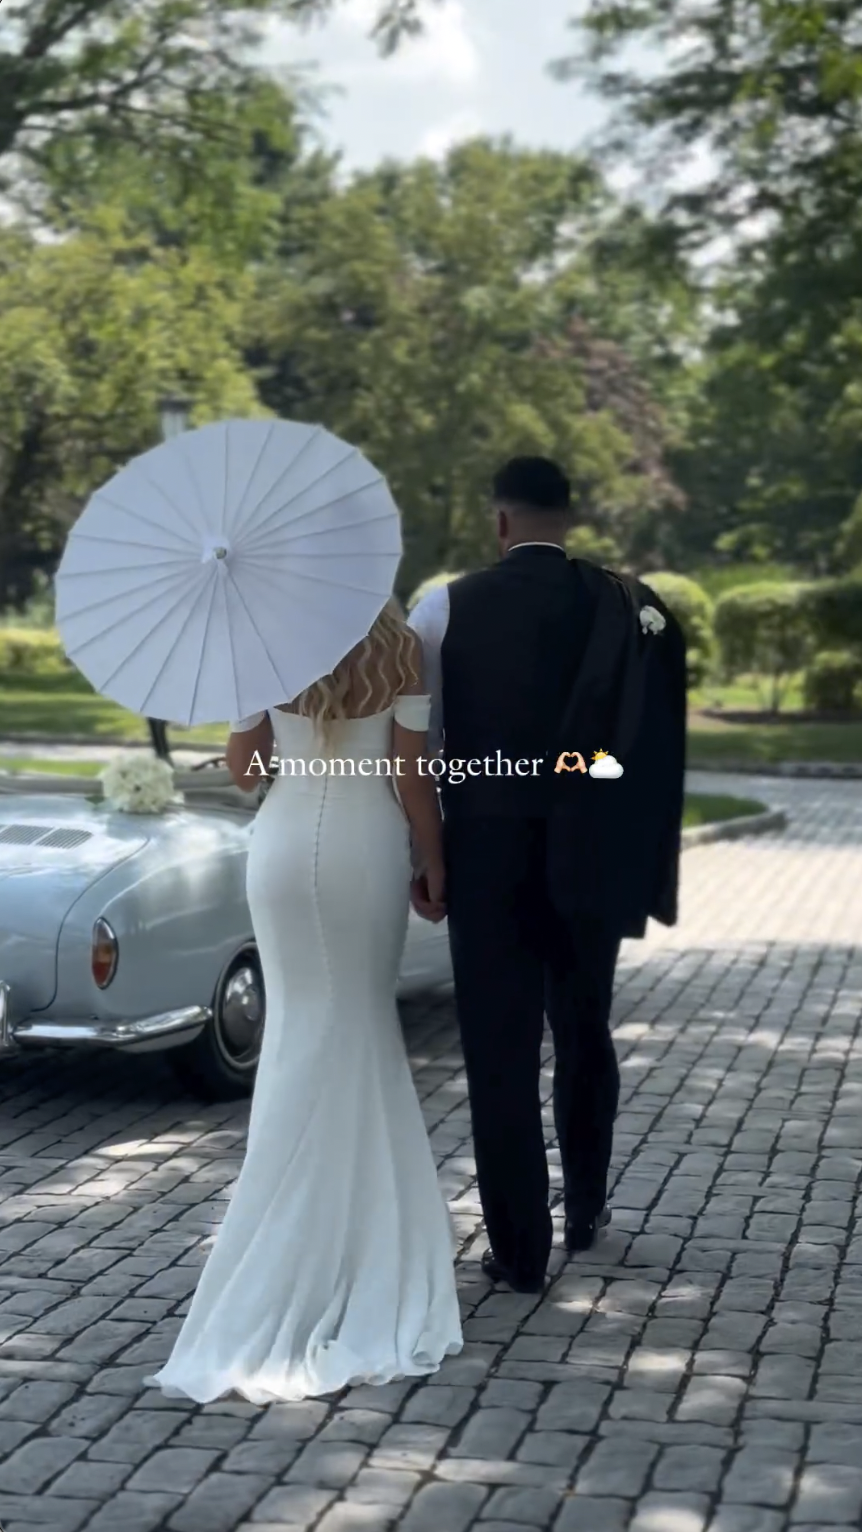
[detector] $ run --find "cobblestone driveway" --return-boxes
[1,773,861,1532]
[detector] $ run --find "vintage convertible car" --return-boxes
[0,784,452,1100]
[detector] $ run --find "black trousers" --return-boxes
[445,815,621,1285]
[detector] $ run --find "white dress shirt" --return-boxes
[407,544,567,755]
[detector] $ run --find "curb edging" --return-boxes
[681,808,787,847]
[688,759,862,779]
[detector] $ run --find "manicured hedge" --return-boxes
[714,582,811,710]
[801,576,862,653]
[802,650,862,714]
[0,628,69,678]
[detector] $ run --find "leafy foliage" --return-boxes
[558,1,862,236]
[714,582,812,712]
[802,651,862,715]
[802,576,862,653]
[249,142,687,596]
[0,628,68,677]
[3,0,855,642]
[558,1,862,583]
[565,527,622,566]
[0,211,259,607]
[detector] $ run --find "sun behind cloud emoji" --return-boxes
[589,750,624,779]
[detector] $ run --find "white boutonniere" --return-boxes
[639,605,666,635]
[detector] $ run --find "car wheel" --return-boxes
[170,949,265,1101]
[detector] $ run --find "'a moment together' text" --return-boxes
[243,751,548,785]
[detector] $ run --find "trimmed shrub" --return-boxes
[0,628,69,678]
[802,650,862,714]
[714,582,811,712]
[407,571,463,612]
[642,572,714,687]
[693,562,799,599]
[801,576,862,654]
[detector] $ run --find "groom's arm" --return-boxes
[406,585,450,876]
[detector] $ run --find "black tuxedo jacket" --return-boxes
[545,559,687,937]
[438,551,687,939]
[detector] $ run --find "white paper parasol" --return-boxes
[55,419,403,725]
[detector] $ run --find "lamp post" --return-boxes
[158,393,192,441]
[147,394,193,762]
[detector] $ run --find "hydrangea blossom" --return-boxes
[99,752,182,814]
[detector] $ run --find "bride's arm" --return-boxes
[225,713,274,792]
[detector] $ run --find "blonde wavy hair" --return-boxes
[291,597,420,747]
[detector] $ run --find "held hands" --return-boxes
[410,860,446,923]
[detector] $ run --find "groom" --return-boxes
[409,457,686,1293]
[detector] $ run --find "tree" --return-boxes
[667,200,862,572]
[556,1,862,240]
[0,0,339,205]
[34,73,332,272]
[0,212,260,608]
[249,140,688,593]
[561,5,862,572]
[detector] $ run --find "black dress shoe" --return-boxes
[564,1203,611,1254]
[480,1249,545,1294]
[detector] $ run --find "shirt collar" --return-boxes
[505,542,568,557]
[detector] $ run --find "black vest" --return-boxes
[439,547,597,816]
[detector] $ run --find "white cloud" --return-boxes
[259,0,608,173]
[419,108,484,160]
[323,0,479,86]
[589,754,624,778]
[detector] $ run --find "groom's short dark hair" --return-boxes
[492,457,570,513]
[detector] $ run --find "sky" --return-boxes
[264,0,610,171]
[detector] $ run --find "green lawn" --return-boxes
[0,675,225,747]
[687,711,862,766]
[2,673,862,769]
[0,756,104,777]
[690,672,806,713]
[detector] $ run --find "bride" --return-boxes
[146,598,463,1404]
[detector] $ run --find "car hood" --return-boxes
[0,796,149,1014]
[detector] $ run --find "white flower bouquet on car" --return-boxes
[99,752,183,814]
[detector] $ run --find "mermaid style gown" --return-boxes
[146,695,462,1403]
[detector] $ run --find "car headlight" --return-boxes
[91,918,118,988]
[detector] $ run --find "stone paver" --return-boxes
[1,772,861,1532]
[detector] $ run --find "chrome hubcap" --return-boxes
[216,962,264,1067]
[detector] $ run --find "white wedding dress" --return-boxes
[146,697,463,1404]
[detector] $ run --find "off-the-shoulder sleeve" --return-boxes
[229,711,268,733]
[393,693,431,732]
[408,584,448,755]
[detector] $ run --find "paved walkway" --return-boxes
[1,773,861,1532]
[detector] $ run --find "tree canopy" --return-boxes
[553,1,862,572]
[248,140,690,593]
[1,0,858,615]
